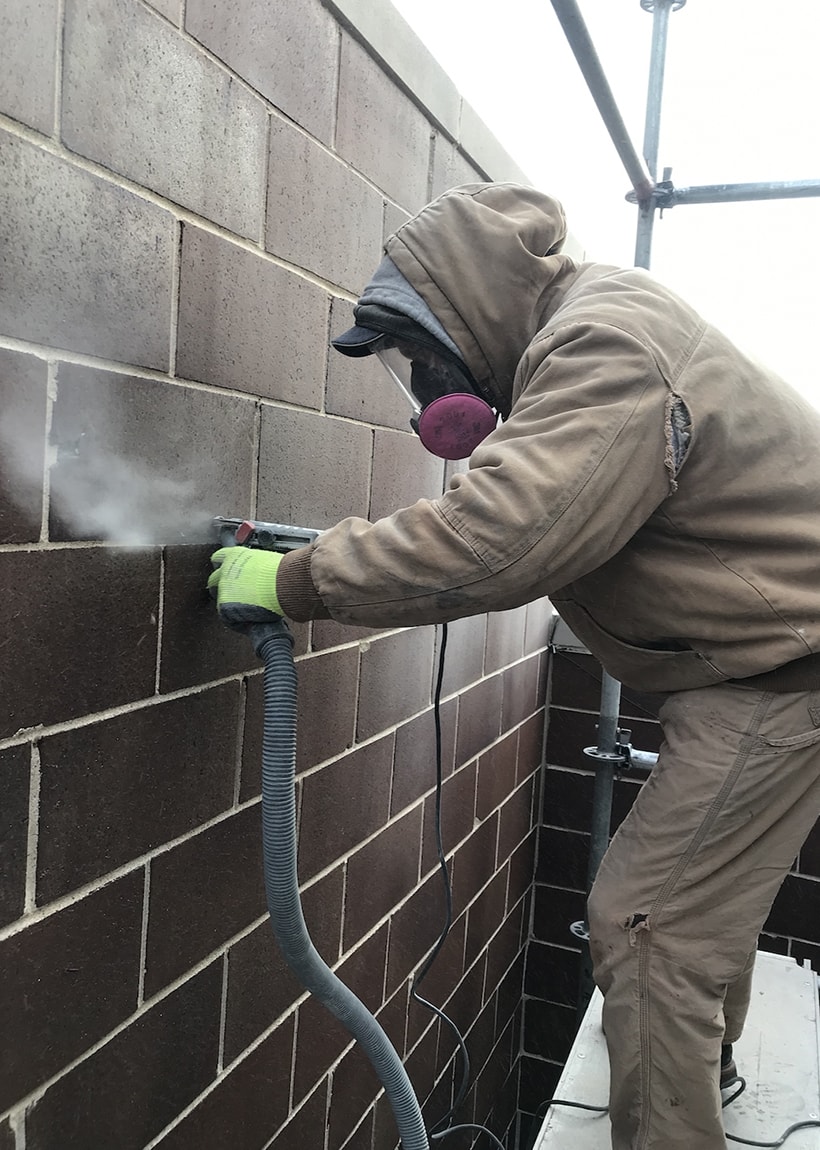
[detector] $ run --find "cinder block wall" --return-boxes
[1,1,554,1148]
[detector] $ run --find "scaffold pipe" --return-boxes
[549,0,655,204]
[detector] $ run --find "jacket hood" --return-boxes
[384,182,579,413]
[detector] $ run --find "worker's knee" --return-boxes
[587,872,650,993]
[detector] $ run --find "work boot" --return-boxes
[720,1043,738,1088]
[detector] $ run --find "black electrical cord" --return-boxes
[726,1121,820,1148]
[720,1078,820,1149]
[531,1096,609,1130]
[410,622,507,1148]
[529,1077,820,1150]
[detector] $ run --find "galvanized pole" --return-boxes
[634,0,685,268]
[585,672,621,888]
[573,0,685,1018]
[549,0,654,204]
[574,668,624,1020]
[661,178,820,206]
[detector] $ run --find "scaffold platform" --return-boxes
[533,951,820,1149]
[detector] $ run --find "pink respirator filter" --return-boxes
[416,393,498,460]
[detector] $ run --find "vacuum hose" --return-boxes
[250,621,429,1150]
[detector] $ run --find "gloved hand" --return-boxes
[208,547,284,628]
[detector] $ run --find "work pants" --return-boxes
[587,683,820,1149]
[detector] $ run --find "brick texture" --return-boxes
[357,629,436,740]
[48,362,256,544]
[0,0,58,134]
[63,0,268,238]
[437,613,488,698]
[431,133,486,200]
[0,548,160,738]
[176,225,328,405]
[0,131,174,367]
[25,963,223,1150]
[36,684,241,902]
[155,1018,295,1150]
[185,0,338,143]
[336,34,432,211]
[159,545,261,692]
[298,735,394,881]
[0,746,29,928]
[143,804,266,996]
[1,871,143,1111]
[145,0,179,21]
[392,698,457,816]
[294,645,358,771]
[370,426,447,521]
[0,348,48,544]
[343,806,424,947]
[267,116,385,292]
[257,405,373,530]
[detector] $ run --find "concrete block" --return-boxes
[160,545,260,693]
[0,746,28,929]
[48,362,256,544]
[357,630,435,741]
[62,0,268,238]
[185,0,338,144]
[151,1023,295,1150]
[257,405,372,530]
[144,805,265,996]
[0,872,143,1112]
[0,547,160,738]
[177,226,327,407]
[431,134,487,199]
[36,685,239,902]
[383,199,410,241]
[145,0,179,22]
[336,33,432,212]
[324,0,461,140]
[369,426,445,521]
[24,965,223,1149]
[0,131,174,368]
[0,348,48,543]
[0,0,59,133]
[266,117,384,293]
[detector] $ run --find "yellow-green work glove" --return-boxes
[208,547,284,628]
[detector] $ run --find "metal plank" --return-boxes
[533,951,820,1149]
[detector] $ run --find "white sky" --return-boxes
[390,0,820,403]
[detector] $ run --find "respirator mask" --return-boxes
[371,337,498,460]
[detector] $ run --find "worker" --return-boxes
[208,182,820,1150]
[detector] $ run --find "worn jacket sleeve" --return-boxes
[278,323,674,626]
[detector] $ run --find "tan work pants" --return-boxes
[587,683,820,1149]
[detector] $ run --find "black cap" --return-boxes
[331,324,384,358]
[332,304,457,361]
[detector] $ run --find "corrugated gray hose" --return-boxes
[250,621,429,1150]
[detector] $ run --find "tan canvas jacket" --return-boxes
[278,183,820,693]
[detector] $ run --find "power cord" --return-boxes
[720,1077,820,1149]
[410,623,508,1148]
[528,1076,820,1149]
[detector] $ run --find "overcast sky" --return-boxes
[390,0,820,404]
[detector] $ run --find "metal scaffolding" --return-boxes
[548,0,820,1012]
